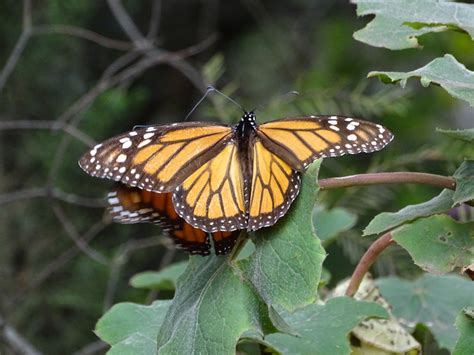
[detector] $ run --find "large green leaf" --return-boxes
[240,161,326,311]
[130,261,187,291]
[156,256,273,354]
[95,300,170,355]
[453,308,474,355]
[312,205,357,243]
[259,297,388,355]
[377,274,474,352]
[453,160,474,206]
[392,215,474,274]
[352,0,474,50]
[368,55,474,107]
[363,189,454,236]
[438,128,474,143]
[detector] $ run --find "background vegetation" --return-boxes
[0,0,472,354]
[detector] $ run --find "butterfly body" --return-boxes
[80,112,393,242]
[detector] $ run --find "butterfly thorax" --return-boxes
[234,111,257,210]
[235,111,257,140]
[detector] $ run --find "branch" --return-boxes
[31,219,110,289]
[319,172,456,191]
[345,232,394,297]
[0,119,96,146]
[73,340,108,355]
[0,0,33,92]
[52,205,109,265]
[33,24,134,51]
[106,0,152,49]
[0,314,42,355]
[103,236,170,310]
[147,0,162,39]
[0,187,106,208]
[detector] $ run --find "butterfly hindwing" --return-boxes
[173,140,248,233]
[248,137,301,230]
[107,184,240,255]
[258,116,394,170]
[79,123,233,193]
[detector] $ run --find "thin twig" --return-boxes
[33,24,134,50]
[32,219,110,290]
[319,172,456,191]
[145,247,177,303]
[147,0,162,39]
[107,0,152,49]
[0,0,33,92]
[0,119,96,146]
[52,205,109,265]
[103,236,169,310]
[0,187,106,208]
[100,50,141,80]
[73,340,108,355]
[345,232,394,297]
[0,314,42,355]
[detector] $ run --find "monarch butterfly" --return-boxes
[79,112,393,237]
[108,184,240,255]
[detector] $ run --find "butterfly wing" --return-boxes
[107,184,240,255]
[258,116,393,170]
[248,137,301,230]
[172,139,248,233]
[79,122,233,193]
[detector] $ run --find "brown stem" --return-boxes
[345,232,394,297]
[319,172,456,191]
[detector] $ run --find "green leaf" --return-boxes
[363,189,454,236]
[95,300,170,355]
[453,160,474,206]
[352,0,474,50]
[156,256,273,354]
[331,275,420,353]
[313,205,357,242]
[438,128,474,143]
[377,274,474,351]
[130,261,187,291]
[319,267,331,287]
[453,308,474,355]
[392,215,474,275]
[240,161,326,311]
[260,297,388,355]
[368,55,474,107]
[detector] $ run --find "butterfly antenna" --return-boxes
[253,90,300,111]
[209,87,245,113]
[184,86,215,121]
[184,86,246,121]
[254,90,300,112]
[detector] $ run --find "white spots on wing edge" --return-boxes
[138,139,151,148]
[116,154,127,163]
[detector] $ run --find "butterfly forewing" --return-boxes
[108,184,240,255]
[79,123,233,193]
[173,140,248,233]
[248,138,301,230]
[258,116,394,170]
